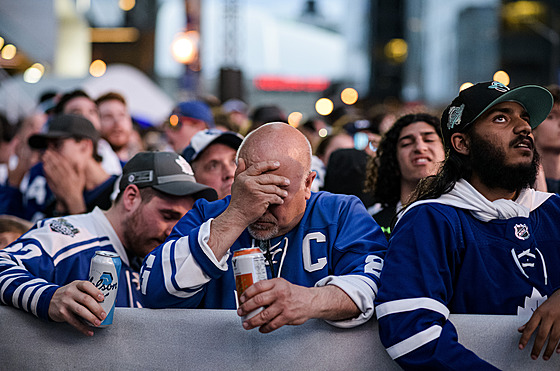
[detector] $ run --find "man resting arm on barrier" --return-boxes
[140,122,387,332]
[0,152,216,335]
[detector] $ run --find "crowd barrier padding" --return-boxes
[1,305,558,370]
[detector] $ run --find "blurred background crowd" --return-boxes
[0,0,559,247]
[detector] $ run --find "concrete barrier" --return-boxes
[1,305,557,370]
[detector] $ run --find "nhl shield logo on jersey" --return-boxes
[514,224,530,240]
[49,218,80,237]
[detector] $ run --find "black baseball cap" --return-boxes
[119,151,218,201]
[441,81,553,148]
[28,114,100,149]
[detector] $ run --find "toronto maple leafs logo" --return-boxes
[517,287,547,325]
[175,157,194,175]
[488,81,509,92]
[447,104,465,130]
[514,224,530,240]
[49,218,79,237]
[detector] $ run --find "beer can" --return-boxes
[87,251,122,327]
[232,247,268,321]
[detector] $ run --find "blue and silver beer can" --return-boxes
[88,251,122,327]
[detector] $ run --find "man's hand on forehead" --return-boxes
[227,158,290,226]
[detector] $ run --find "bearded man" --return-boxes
[375,81,560,369]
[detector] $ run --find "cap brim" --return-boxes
[153,182,218,201]
[28,132,73,149]
[473,85,553,129]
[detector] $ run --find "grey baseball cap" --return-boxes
[28,114,100,149]
[119,151,217,201]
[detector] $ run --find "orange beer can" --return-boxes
[232,247,268,321]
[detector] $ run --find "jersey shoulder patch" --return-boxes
[49,218,80,237]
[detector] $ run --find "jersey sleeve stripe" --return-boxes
[0,273,22,304]
[376,298,450,319]
[29,285,54,316]
[162,239,204,298]
[386,324,443,359]
[13,278,47,308]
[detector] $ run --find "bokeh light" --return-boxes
[23,63,45,84]
[89,59,107,77]
[315,98,334,116]
[459,82,474,92]
[119,0,136,11]
[169,114,179,127]
[288,111,303,127]
[318,128,328,138]
[172,31,199,64]
[341,88,358,105]
[1,44,17,60]
[0,37,4,50]
[493,70,510,86]
[384,38,408,63]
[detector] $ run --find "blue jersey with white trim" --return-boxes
[9,163,118,222]
[140,192,386,327]
[0,208,144,321]
[375,195,560,370]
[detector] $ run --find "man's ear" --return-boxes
[451,133,470,155]
[78,138,94,155]
[304,171,316,199]
[121,184,142,212]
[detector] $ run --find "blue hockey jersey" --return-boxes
[0,163,118,222]
[140,192,387,327]
[0,208,144,321]
[375,185,560,369]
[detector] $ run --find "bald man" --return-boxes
[140,123,387,332]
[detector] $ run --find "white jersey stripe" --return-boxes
[29,285,53,316]
[386,325,442,359]
[0,275,20,304]
[162,238,204,298]
[376,298,450,319]
[12,278,46,308]
[53,241,102,266]
[0,270,27,304]
[21,278,48,311]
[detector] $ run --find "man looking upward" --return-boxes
[376,81,560,369]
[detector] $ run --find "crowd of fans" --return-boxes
[1,81,560,369]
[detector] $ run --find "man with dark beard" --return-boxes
[375,81,560,369]
[140,122,387,333]
[0,152,216,336]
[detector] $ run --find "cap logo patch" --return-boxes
[514,224,530,240]
[128,170,153,184]
[488,81,509,93]
[175,157,194,176]
[447,104,465,130]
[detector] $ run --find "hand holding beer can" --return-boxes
[87,251,122,327]
[232,248,268,322]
